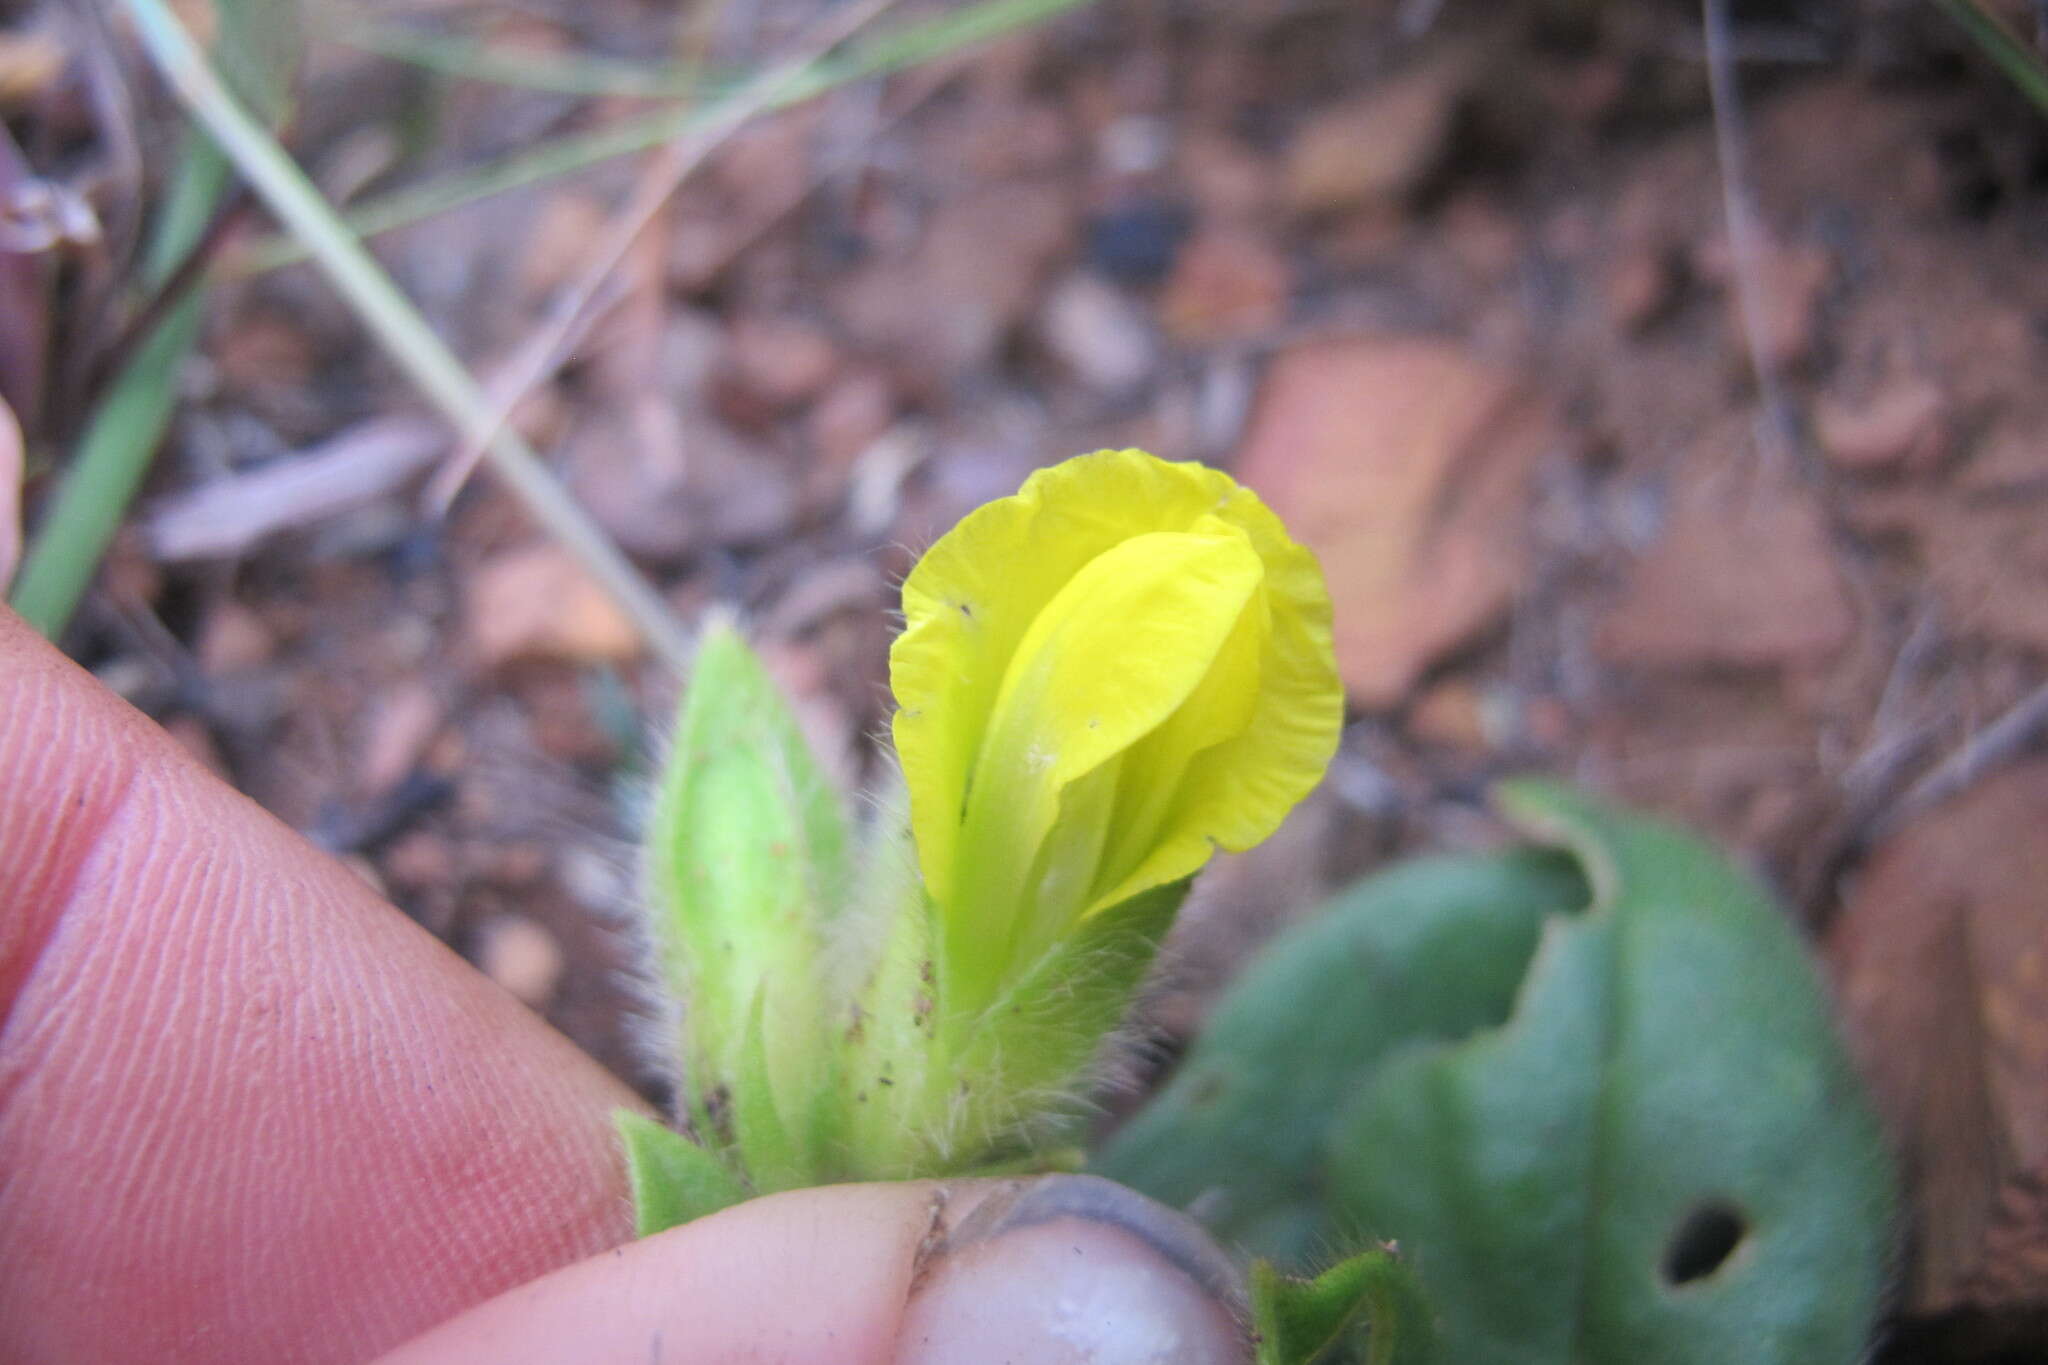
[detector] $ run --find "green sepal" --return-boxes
[1250,1248,1438,1365]
[837,774,941,1179]
[729,993,815,1192]
[644,619,851,1183]
[950,877,1189,1138]
[615,1110,750,1238]
[841,819,1188,1178]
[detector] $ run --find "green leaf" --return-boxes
[645,620,851,1178]
[615,1110,749,1238]
[1250,1248,1438,1365]
[1325,780,1895,1364]
[1095,849,1588,1263]
[1102,782,1895,1364]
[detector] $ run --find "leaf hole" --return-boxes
[1661,1201,1748,1286]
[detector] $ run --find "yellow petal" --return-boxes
[889,448,1342,1014]
[1093,502,1339,912]
[951,527,1264,987]
[891,450,1253,908]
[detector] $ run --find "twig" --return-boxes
[1701,0,1797,469]
[424,0,901,512]
[143,416,445,561]
[115,0,696,670]
[1875,680,2048,840]
[81,185,253,417]
[64,0,147,371]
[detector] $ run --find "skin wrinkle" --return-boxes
[0,673,141,1045]
[2,784,631,1355]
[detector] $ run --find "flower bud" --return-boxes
[890,448,1342,1020]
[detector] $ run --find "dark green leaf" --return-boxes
[1095,849,1587,1263]
[1325,781,1895,1364]
[1102,782,1895,1364]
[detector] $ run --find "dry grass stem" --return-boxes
[424,0,903,510]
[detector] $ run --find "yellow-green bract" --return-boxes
[890,448,1343,1019]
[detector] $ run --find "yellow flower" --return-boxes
[890,448,1342,1015]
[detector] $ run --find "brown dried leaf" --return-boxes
[1234,339,1554,708]
[1159,227,1291,345]
[472,914,564,1008]
[1284,55,1468,215]
[722,312,843,412]
[1813,373,1949,474]
[831,180,1077,390]
[1828,759,2048,1312]
[1924,500,2048,652]
[1598,441,1854,671]
[0,30,68,108]
[464,541,641,668]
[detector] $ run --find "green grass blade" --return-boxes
[1936,0,2048,114]
[321,12,736,99]
[10,0,298,637]
[116,0,694,669]
[9,289,207,635]
[241,0,1097,275]
[8,135,228,637]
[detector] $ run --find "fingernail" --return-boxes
[893,1173,1249,1365]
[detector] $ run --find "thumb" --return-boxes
[377,1174,1251,1365]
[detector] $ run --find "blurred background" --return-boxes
[5,1,2047,1357]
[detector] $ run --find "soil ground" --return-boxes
[12,1,2048,1358]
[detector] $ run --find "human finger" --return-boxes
[0,608,648,1363]
[379,1174,1250,1365]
